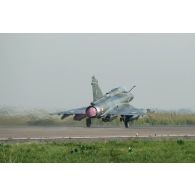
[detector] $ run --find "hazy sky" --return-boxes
[0,34,195,111]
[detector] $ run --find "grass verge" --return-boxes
[1,113,195,127]
[0,139,195,163]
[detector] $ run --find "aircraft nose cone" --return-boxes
[86,107,97,118]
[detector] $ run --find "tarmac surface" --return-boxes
[0,126,195,142]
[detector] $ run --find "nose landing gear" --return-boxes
[86,118,92,128]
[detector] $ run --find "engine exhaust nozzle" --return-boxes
[86,106,97,118]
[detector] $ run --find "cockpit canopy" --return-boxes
[106,87,127,96]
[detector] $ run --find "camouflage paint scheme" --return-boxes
[55,76,146,128]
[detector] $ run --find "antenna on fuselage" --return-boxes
[129,85,136,92]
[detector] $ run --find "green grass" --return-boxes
[134,113,195,126]
[1,140,195,162]
[1,112,195,127]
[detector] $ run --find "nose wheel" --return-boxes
[124,119,129,128]
[86,118,92,127]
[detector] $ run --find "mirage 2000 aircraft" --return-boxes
[55,76,146,128]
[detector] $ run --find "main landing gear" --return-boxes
[120,116,131,128]
[124,117,130,128]
[86,118,92,128]
[86,116,131,128]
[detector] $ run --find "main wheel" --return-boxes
[124,116,130,128]
[124,120,129,128]
[86,118,92,127]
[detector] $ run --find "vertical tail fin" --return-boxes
[91,76,103,101]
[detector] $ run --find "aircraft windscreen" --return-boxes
[110,87,127,94]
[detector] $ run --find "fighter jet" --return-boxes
[55,76,146,128]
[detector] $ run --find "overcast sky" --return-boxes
[0,34,195,111]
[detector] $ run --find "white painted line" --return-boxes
[0,134,195,141]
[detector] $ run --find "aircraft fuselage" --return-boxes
[86,87,134,118]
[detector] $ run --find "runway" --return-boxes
[0,126,195,142]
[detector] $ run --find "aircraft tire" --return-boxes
[124,120,129,128]
[124,116,130,128]
[86,118,92,128]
